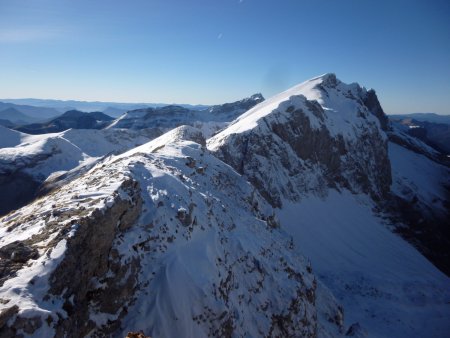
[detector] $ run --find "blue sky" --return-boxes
[0,0,449,114]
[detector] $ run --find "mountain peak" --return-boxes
[249,93,264,101]
[208,73,391,207]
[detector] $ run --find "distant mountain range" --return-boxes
[0,98,211,118]
[1,94,264,137]
[0,102,60,122]
[0,107,39,124]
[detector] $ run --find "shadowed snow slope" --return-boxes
[279,191,450,338]
[0,126,342,337]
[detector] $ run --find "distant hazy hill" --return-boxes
[1,98,210,118]
[0,107,37,124]
[0,102,61,120]
[16,110,114,134]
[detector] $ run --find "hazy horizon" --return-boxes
[1,96,450,117]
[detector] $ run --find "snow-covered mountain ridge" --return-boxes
[0,126,343,337]
[0,74,449,337]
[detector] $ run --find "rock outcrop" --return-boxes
[0,165,142,337]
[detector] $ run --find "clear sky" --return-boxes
[0,0,449,114]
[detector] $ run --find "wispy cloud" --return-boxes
[0,27,63,43]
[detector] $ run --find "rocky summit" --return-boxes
[208,73,392,207]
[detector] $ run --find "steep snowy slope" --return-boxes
[0,126,343,337]
[0,128,162,216]
[208,74,450,337]
[2,74,449,338]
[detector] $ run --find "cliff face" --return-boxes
[208,73,391,208]
[0,126,343,337]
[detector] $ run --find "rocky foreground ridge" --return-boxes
[0,126,343,337]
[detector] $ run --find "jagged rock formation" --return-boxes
[0,126,343,337]
[208,73,391,208]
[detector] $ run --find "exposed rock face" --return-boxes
[0,126,343,337]
[110,105,195,130]
[49,179,142,337]
[208,74,392,208]
[0,170,142,337]
[362,89,390,132]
